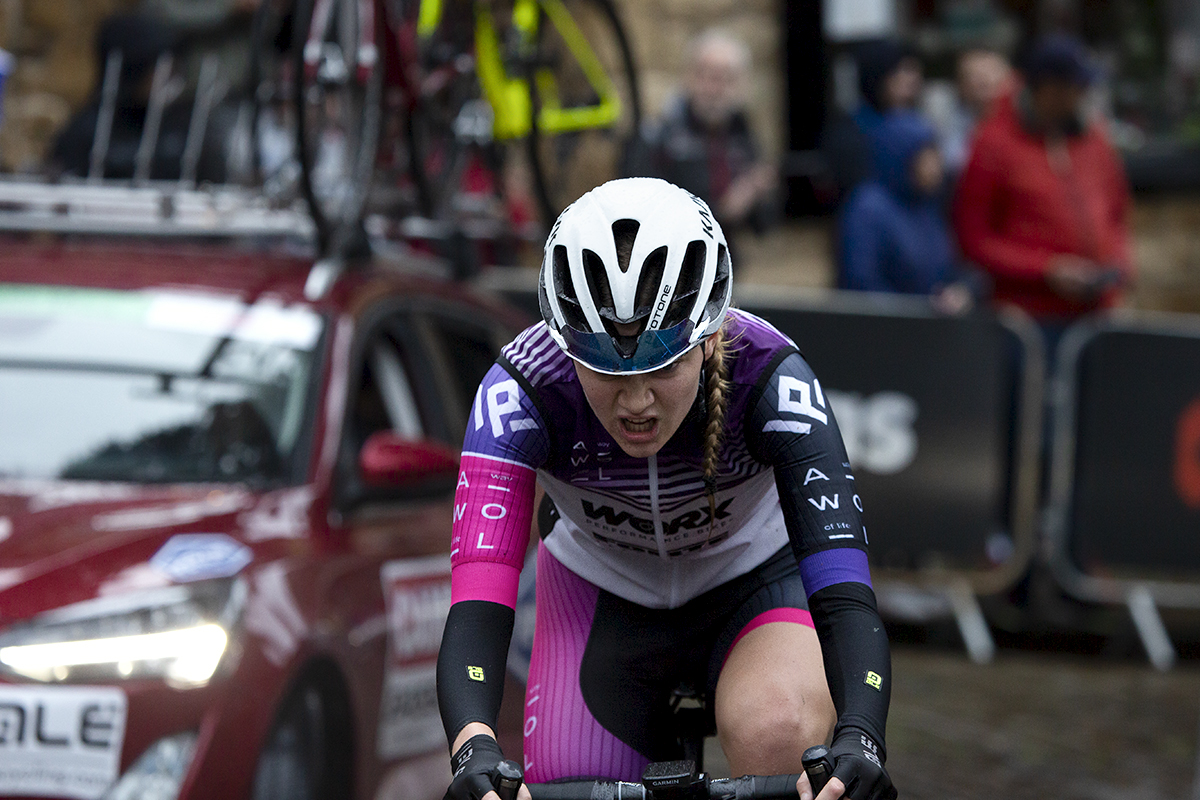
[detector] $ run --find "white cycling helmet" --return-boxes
[538,177,732,375]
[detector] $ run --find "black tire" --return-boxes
[252,680,351,800]
[293,0,385,253]
[402,0,486,219]
[526,0,641,224]
[405,76,483,220]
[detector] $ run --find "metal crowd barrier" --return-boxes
[479,273,1046,664]
[1045,310,1200,670]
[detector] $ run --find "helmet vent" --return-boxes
[661,240,706,330]
[702,244,732,321]
[633,246,669,322]
[582,249,617,320]
[611,219,641,273]
[553,244,590,331]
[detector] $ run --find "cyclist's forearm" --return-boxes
[806,581,891,754]
[437,599,515,748]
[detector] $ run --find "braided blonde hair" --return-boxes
[701,321,732,524]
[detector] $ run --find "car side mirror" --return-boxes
[359,431,459,488]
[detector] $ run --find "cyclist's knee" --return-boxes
[717,691,834,772]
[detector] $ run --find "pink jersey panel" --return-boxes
[450,452,537,606]
[450,560,523,606]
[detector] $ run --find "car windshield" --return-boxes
[0,285,323,485]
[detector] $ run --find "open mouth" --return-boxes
[620,418,657,434]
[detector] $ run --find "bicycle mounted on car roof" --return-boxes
[249,0,641,256]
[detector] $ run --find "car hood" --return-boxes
[0,481,305,625]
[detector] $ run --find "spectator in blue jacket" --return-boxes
[839,111,970,307]
[819,38,924,208]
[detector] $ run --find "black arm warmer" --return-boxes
[436,600,515,746]
[807,581,892,757]
[745,350,890,753]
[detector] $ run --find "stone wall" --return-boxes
[1130,197,1200,314]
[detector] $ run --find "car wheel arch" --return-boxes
[251,657,356,800]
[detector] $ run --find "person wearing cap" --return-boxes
[438,178,896,800]
[953,33,1133,335]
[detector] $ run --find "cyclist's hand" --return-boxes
[810,728,896,800]
[444,734,531,800]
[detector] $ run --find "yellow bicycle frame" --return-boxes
[416,0,623,140]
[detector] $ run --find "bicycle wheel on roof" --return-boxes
[405,0,487,220]
[293,0,384,252]
[524,0,641,224]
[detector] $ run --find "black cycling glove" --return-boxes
[826,727,897,800]
[445,734,506,800]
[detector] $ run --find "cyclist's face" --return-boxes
[575,336,715,459]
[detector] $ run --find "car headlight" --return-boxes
[0,578,245,688]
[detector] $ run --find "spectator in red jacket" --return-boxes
[954,34,1133,328]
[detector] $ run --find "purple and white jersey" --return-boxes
[451,309,871,610]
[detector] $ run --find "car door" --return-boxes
[410,301,515,444]
[406,301,533,759]
[323,297,513,796]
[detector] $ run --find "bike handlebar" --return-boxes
[522,773,807,800]
[498,746,834,800]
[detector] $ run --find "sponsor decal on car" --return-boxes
[149,533,253,583]
[377,557,452,760]
[0,685,126,800]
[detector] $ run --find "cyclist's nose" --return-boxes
[618,377,654,414]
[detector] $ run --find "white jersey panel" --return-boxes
[539,469,789,608]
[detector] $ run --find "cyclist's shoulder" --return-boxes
[499,321,579,390]
[724,308,807,386]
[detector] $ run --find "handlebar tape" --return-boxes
[711,775,807,800]
[526,781,647,800]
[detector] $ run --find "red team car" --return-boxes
[0,190,526,800]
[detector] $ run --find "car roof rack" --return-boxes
[0,42,315,242]
[0,177,315,240]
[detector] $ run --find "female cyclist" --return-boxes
[437,178,896,800]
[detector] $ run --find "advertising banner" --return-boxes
[1056,320,1200,587]
[743,294,1033,581]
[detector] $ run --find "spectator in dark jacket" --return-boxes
[820,38,924,207]
[49,12,229,183]
[49,13,189,180]
[839,111,964,301]
[953,34,1133,325]
[624,29,778,244]
[142,0,260,98]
